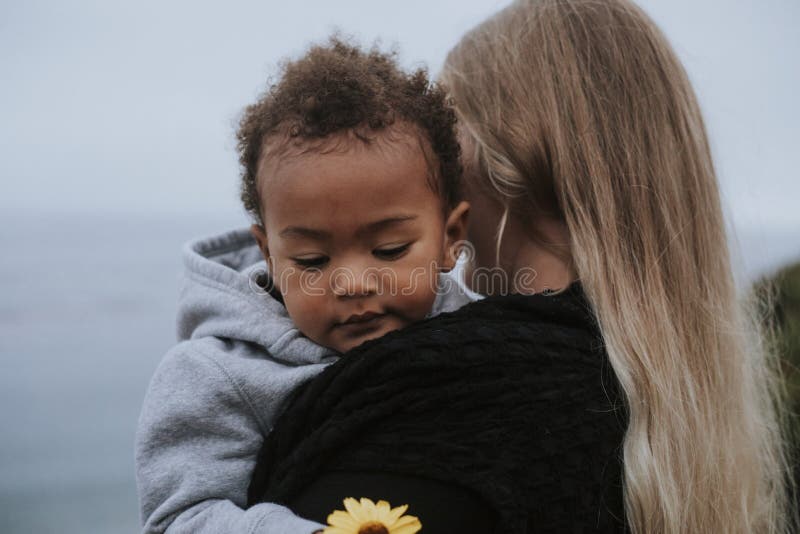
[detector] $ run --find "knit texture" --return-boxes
[248,283,629,533]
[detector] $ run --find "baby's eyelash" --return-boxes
[373,243,410,260]
[292,256,329,268]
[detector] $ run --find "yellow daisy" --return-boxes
[323,497,422,534]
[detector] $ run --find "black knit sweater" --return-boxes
[248,283,629,533]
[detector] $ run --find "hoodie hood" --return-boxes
[177,227,336,365]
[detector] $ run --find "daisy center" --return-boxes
[357,521,389,534]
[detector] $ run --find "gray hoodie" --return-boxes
[135,228,479,534]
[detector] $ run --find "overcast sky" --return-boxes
[1,0,798,231]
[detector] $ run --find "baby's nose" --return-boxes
[331,266,380,298]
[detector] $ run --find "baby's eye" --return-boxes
[292,255,329,268]
[373,243,410,260]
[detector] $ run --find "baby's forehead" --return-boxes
[257,124,441,198]
[263,123,428,165]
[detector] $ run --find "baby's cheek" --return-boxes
[399,284,439,322]
[282,290,330,340]
[395,263,437,295]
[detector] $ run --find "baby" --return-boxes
[135,37,477,534]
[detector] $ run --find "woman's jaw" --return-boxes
[458,132,576,296]
[463,209,577,296]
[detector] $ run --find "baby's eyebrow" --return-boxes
[361,215,418,234]
[278,215,417,240]
[279,226,330,240]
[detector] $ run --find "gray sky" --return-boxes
[1,0,798,231]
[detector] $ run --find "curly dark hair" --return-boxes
[236,36,462,224]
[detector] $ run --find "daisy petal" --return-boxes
[375,499,391,520]
[322,527,351,534]
[391,522,422,534]
[360,497,377,518]
[343,497,366,522]
[386,504,409,525]
[327,510,360,529]
[392,514,421,529]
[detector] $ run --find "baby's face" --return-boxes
[253,130,468,353]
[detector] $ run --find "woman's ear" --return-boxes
[441,201,470,272]
[250,224,271,265]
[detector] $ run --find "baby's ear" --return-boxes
[441,201,470,272]
[250,224,271,263]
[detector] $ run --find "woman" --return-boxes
[249,0,796,532]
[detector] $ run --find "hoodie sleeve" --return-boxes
[134,344,326,534]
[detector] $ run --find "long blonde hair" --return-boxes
[442,1,796,532]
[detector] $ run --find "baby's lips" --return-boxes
[341,311,384,325]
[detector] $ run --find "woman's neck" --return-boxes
[467,215,577,296]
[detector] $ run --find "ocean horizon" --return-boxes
[0,212,797,533]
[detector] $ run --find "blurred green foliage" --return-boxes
[754,261,800,444]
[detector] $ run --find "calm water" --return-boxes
[0,213,797,533]
[0,213,242,534]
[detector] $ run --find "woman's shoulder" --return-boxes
[347,281,604,371]
[429,280,593,323]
